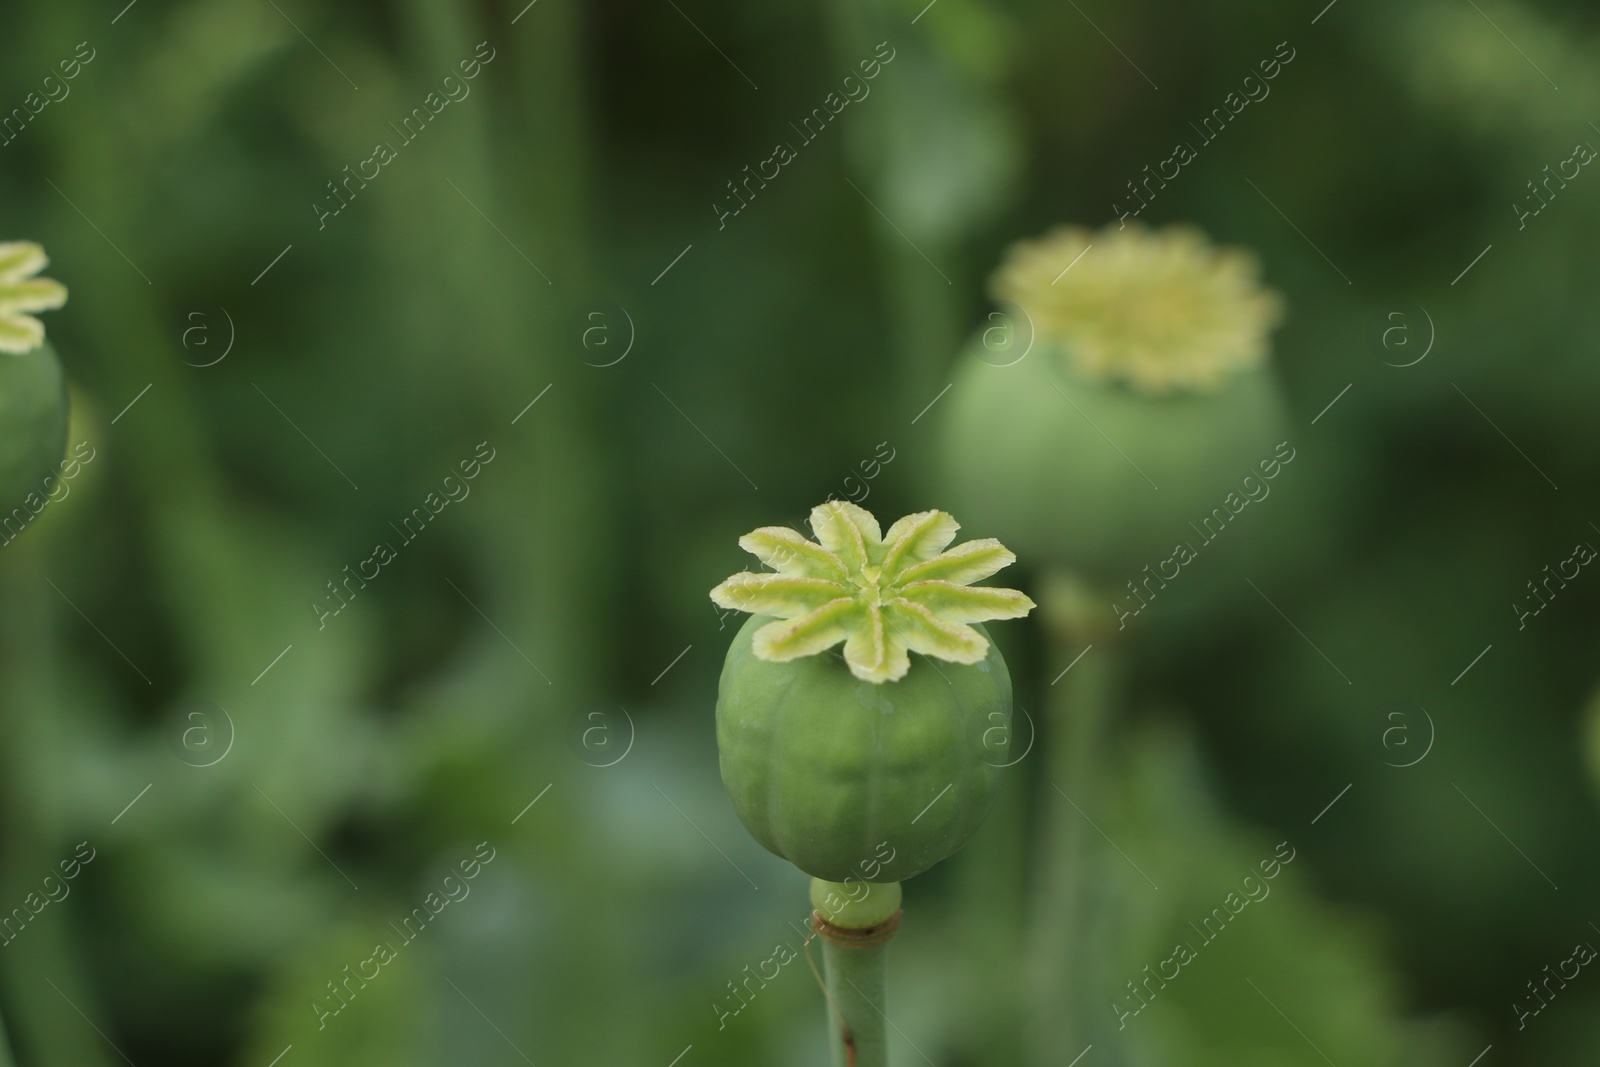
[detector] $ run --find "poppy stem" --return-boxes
[1027,572,1121,1066]
[811,879,902,1067]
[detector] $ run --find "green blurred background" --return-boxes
[2,0,1599,1063]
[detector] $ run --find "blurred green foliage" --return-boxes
[2,0,1599,1064]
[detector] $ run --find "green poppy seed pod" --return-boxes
[0,341,68,513]
[940,223,1288,581]
[942,346,1285,580]
[0,243,70,519]
[717,613,1011,882]
[710,502,1034,882]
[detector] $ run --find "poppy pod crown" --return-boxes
[991,223,1283,395]
[711,501,1034,684]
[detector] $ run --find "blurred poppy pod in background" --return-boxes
[941,224,1287,585]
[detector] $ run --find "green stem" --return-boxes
[0,542,113,1067]
[821,938,890,1067]
[1027,572,1120,1066]
[817,0,967,488]
[811,879,902,1067]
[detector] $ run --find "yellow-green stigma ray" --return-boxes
[0,243,68,355]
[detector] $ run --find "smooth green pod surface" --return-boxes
[716,613,1011,882]
[0,340,68,519]
[941,336,1286,581]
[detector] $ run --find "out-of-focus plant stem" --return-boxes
[496,0,614,694]
[818,0,965,482]
[42,0,250,678]
[0,543,114,1067]
[401,0,613,692]
[398,1,625,1063]
[1027,571,1119,1066]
